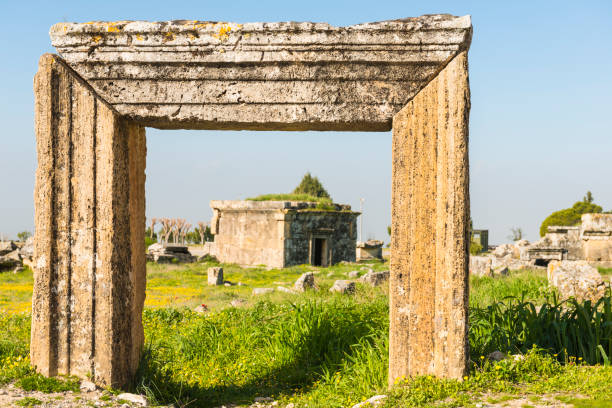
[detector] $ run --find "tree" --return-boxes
[292,172,331,199]
[508,227,523,241]
[149,217,157,239]
[17,231,31,242]
[539,192,603,236]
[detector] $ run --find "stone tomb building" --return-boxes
[33,15,472,387]
[210,200,359,268]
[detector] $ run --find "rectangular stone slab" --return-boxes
[389,51,470,382]
[32,54,146,387]
[50,15,471,131]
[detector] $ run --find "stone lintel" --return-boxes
[49,15,472,131]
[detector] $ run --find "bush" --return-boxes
[145,236,157,248]
[470,239,483,255]
[16,231,31,242]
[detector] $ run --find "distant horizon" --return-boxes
[1,0,611,246]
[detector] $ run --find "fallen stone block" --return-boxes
[208,267,224,286]
[469,255,492,277]
[252,288,275,296]
[277,286,297,294]
[547,260,607,303]
[351,395,387,408]
[294,272,317,292]
[359,270,390,287]
[117,393,148,406]
[230,299,247,307]
[330,280,356,294]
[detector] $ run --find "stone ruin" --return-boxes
[469,214,612,303]
[32,15,472,387]
[204,200,359,268]
[528,213,612,266]
[146,242,195,263]
[356,239,384,261]
[471,214,612,277]
[0,238,34,272]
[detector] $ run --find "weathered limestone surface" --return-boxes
[49,15,471,131]
[35,14,473,387]
[469,255,492,277]
[389,51,470,383]
[210,200,358,268]
[547,260,607,303]
[32,54,146,387]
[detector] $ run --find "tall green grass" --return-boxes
[470,292,612,364]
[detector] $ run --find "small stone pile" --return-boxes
[147,243,195,263]
[0,238,33,272]
[470,240,535,277]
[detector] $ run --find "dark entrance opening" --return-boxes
[313,238,328,266]
[534,258,550,267]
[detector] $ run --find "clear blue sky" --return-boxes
[1,0,611,244]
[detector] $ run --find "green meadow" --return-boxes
[1,261,611,407]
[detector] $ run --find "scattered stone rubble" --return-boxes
[0,238,33,272]
[469,240,535,277]
[147,242,195,263]
[0,381,155,407]
[547,260,608,303]
[470,213,612,279]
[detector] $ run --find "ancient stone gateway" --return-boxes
[32,15,472,387]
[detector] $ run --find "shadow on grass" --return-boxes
[132,301,386,407]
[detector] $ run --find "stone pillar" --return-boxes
[32,54,146,388]
[389,51,470,384]
[207,267,224,286]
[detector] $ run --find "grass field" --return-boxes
[0,261,611,407]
